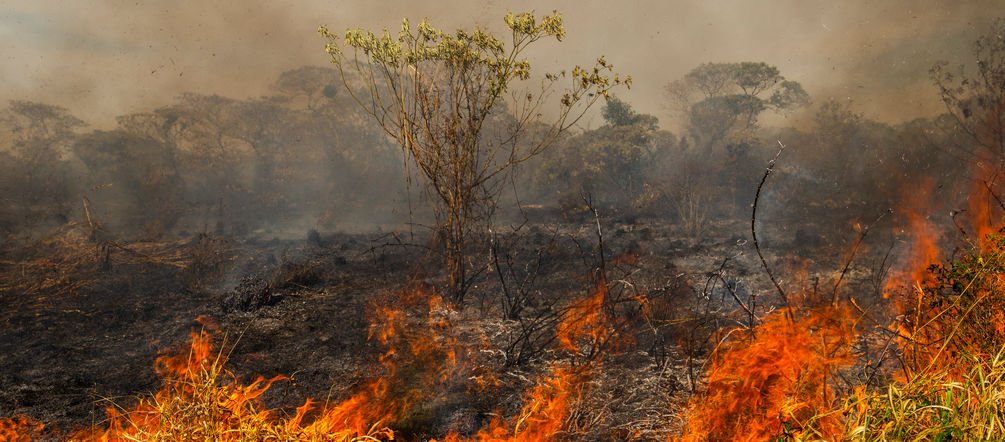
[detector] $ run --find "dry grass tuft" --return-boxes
[838,350,1005,441]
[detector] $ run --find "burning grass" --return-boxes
[69,329,346,441]
[0,284,617,441]
[0,415,44,441]
[679,181,1005,440]
[5,192,1005,441]
[68,326,395,442]
[840,349,1005,440]
[828,229,1005,440]
[680,305,858,441]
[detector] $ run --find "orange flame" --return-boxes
[557,283,610,355]
[884,208,941,298]
[301,290,463,439]
[37,290,462,441]
[876,182,941,362]
[434,284,612,441]
[3,281,618,441]
[879,177,1005,376]
[437,365,585,442]
[681,306,857,441]
[969,178,999,251]
[0,415,44,441]
[64,329,296,441]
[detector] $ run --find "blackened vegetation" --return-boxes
[1,18,1004,439]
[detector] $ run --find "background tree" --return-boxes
[149,94,246,230]
[666,62,808,149]
[540,97,663,212]
[602,95,651,127]
[0,101,85,229]
[321,11,628,303]
[271,67,403,227]
[665,62,809,213]
[73,130,185,238]
[227,97,296,216]
[150,93,284,233]
[273,66,343,112]
[931,18,1005,182]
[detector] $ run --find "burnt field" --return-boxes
[0,211,923,440]
[4,4,1005,441]
[2,218,710,436]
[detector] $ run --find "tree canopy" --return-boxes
[665,62,809,147]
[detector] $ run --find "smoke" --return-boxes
[2,1,1000,129]
[3,0,323,127]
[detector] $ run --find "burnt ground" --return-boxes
[0,216,897,439]
[0,228,428,433]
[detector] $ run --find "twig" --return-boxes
[752,141,790,315]
[951,209,971,239]
[832,209,891,304]
[489,231,514,318]
[81,197,96,236]
[982,180,1005,213]
[702,254,756,327]
[582,192,607,286]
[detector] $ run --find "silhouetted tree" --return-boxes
[273,66,343,111]
[73,130,185,237]
[932,17,1005,178]
[665,62,809,213]
[0,101,85,227]
[666,62,809,148]
[542,98,663,209]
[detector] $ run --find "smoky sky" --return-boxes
[3,0,1002,129]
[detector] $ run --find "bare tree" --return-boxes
[931,18,1005,177]
[320,12,629,303]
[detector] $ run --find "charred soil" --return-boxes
[0,216,891,440]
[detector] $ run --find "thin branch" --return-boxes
[583,192,607,285]
[752,141,790,315]
[832,209,891,305]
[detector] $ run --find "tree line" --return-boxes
[4,14,1001,298]
[0,67,404,238]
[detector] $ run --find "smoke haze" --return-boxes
[4,0,1002,128]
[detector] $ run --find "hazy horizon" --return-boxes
[4,1,1002,129]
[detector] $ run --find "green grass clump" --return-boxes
[841,350,1005,441]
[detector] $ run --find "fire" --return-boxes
[969,177,1000,251]
[437,366,586,442]
[876,176,1005,377]
[66,328,301,441]
[505,367,582,441]
[0,415,44,441]
[556,283,610,355]
[883,188,942,301]
[5,208,1000,440]
[436,283,614,442]
[31,291,457,441]
[676,168,1005,439]
[2,284,616,441]
[680,306,857,441]
[300,289,464,439]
